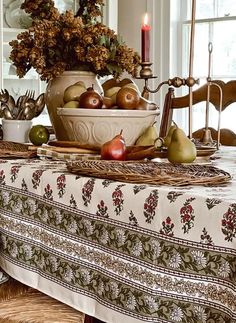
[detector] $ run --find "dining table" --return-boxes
[0,145,235,323]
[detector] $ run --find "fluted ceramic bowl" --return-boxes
[57,108,160,147]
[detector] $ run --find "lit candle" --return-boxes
[141,13,151,62]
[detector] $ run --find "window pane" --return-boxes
[212,21,236,76]
[187,0,236,19]
[179,0,236,136]
[183,20,236,78]
[217,0,236,17]
[182,23,210,78]
[187,0,214,19]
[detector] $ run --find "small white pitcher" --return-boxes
[2,119,32,143]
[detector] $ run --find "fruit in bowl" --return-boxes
[63,101,80,109]
[61,78,158,111]
[116,87,140,110]
[78,86,103,109]
[63,81,86,103]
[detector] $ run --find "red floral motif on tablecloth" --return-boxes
[32,169,44,189]
[180,197,195,234]
[57,174,66,198]
[160,216,174,236]
[221,203,236,242]
[96,200,109,218]
[10,165,20,183]
[43,183,53,200]
[112,185,124,216]
[144,190,158,224]
[82,178,95,206]
[0,170,5,185]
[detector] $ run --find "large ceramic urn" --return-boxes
[45,71,103,140]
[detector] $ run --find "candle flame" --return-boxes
[144,13,149,26]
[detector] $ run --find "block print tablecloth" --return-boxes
[0,146,235,323]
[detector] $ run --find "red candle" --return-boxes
[141,13,151,62]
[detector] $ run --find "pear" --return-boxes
[63,100,80,109]
[122,83,141,95]
[101,130,126,160]
[167,127,197,163]
[105,87,122,106]
[163,123,177,147]
[135,122,158,146]
[104,86,121,99]
[63,83,86,103]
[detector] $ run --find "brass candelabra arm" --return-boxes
[142,76,200,95]
[135,61,199,92]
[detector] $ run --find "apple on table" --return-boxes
[29,125,50,146]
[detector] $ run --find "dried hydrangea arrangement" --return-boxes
[9,0,140,82]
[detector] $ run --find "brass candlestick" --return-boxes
[136,62,199,96]
[201,42,214,145]
[197,42,222,150]
[136,0,198,137]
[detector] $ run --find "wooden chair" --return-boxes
[159,80,236,146]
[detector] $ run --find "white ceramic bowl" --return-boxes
[57,108,159,146]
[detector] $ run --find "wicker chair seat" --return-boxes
[0,278,85,323]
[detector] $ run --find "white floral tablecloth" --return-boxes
[0,146,235,323]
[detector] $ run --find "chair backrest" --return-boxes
[159,80,236,146]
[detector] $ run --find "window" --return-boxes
[173,0,236,134]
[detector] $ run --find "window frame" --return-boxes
[168,0,236,132]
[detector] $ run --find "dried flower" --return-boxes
[9,0,140,82]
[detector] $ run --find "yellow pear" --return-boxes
[75,81,86,87]
[122,83,141,95]
[63,100,80,108]
[104,86,121,98]
[135,122,158,146]
[63,83,86,103]
[104,86,121,105]
[167,127,197,163]
[163,123,177,147]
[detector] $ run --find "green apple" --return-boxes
[63,101,80,108]
[29,125,50,146]
[63,83,86,103]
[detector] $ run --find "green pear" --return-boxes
[63,83,86,103]
[135,122,158,146]
[163,124,177,147]
[104,86,122,105]
[63,100,80,108]
[167,127,197,163]
[104,86,121,98]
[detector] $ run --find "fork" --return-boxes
[16,90,35,108]
[16,91,34,120]
[25,89,35,99]
[0,89,9,103]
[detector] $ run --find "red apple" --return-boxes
[101,130,126,161]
